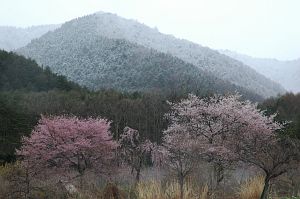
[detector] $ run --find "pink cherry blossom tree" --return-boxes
[16,115,118,186]
[161,93,299,199]
[164,94,245,189]
[118,127,153,183]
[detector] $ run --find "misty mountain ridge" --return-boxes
[17,12,285,98]
[74,12,285,98]
[16,25,263,101]
[220,49,300,93]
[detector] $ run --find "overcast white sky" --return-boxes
[1,0,299,60]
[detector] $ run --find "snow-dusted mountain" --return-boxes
[17,12,285,98]
[16,24,263,100]
[220,50,300,93]
[0,24,60,51]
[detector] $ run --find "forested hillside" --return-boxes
[0,50,80,162]
[0,89,171,162]
[220,50,300,93]
[260,92,300,138]
[17,12,285,98]
[17,27,262,100]
[0,50,169,162]
[0,50,79,91]
[0,25,60,51]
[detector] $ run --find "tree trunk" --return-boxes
[178,174,184,199]
[25,170,30,199]
[214,163,224,187]
[135,159,142,184]
[79,174,84,189]
[135,167,140,183]
[260,176,270,199]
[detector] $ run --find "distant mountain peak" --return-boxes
[220,49,300,93]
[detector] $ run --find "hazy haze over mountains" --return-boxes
[1,0,299,60]
[220,50,300,93]
[0,25,60,51]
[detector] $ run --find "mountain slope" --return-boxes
[219,50,300,93]
[16,23,263,100]
[20,12,286,98]
[0,24,60,51]
[0,50,78,91]
[0,49,81,159]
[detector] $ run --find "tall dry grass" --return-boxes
[136,180,209,199]
[236,175,264,199]
[199,185,209,199]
